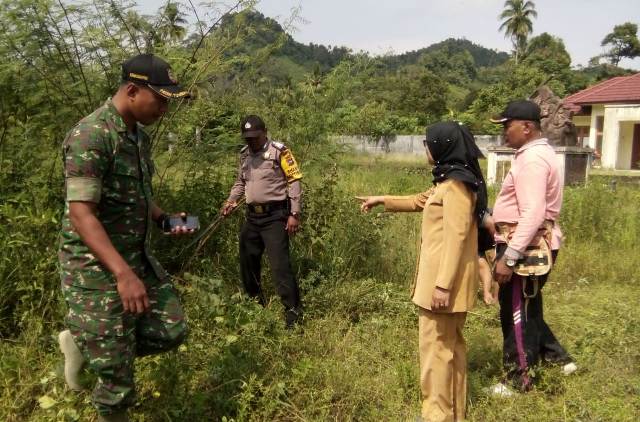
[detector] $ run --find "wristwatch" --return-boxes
[505,258,517,268]
[290,212,300,219]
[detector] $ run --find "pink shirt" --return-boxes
[493,138,563,255]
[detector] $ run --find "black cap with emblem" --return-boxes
[240,115,266,138]
[122,54,190,99]
[490,99,541,124]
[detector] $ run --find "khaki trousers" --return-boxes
[418,308,467,422]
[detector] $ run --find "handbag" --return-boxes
[496,220,554,277]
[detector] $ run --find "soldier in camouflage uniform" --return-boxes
[57,54,192,422]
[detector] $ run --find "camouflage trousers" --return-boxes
[62,273,187,416]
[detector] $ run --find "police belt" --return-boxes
[246,200,289,215]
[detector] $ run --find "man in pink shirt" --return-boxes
[489,100,575,396]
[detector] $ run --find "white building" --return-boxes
[564,73,640,170]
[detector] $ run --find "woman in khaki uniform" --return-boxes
[359,122,487,422]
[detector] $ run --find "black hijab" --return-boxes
[425,121,488,225]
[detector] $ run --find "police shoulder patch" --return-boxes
[280,148,302,182]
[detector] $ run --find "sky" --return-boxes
[137,0,640,69]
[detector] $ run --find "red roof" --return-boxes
[563,72,640,113]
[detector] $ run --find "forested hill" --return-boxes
[380,38,510,70]
[217,11,351,74]
[215,10,524,132]
[222,11,510,78]
[215,10,634,134]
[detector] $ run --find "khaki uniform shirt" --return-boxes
[58,100,167,289]
[227,140,303,213]
[384,179,478,312]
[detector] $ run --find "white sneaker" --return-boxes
[562,362,578,376]
[58,330,85,391]
[488,382,515,397]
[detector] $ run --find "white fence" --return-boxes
[334,135,501,156]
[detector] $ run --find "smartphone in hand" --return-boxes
[163,215,200,233]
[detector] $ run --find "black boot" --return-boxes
[285,308,302,329]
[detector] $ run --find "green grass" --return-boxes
[1,154,639,421]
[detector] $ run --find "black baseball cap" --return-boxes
[240,115,266,138]
[490,100,541,124]
[122,54,190,99]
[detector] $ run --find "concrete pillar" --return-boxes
[602,106,619,169]
[487,146,592,186]
[554,146,592,185]
[486,146,515,185]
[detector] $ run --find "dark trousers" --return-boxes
[497,245,572,390]
[239,210,301,319]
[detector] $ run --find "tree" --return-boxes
[524,33,570,73]
[601,22,640,66]
[569,62,634,92]
[157,1,188,45]
[498,0,537,64]
[419,47,477,86]
[0,0,260,336]
[393,66,448,126]
[462,64,562,134]
[522,32,573,90]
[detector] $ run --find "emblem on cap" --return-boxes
[129,72,149,81]
[167,68,177,84]
[244,122,252,129]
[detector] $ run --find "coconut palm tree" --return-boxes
[498,0,537,64]
[158,1,188,45]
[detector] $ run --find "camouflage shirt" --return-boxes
[58,99,167,289]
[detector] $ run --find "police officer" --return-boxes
[222,115,303,328]
[57,54,193,422]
